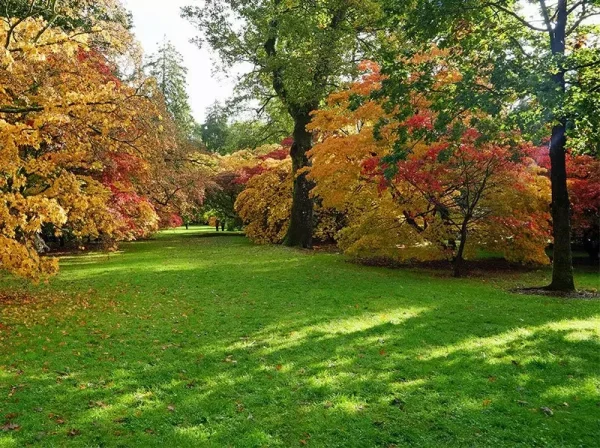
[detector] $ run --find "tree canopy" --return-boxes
[2,0,599,291]
[183,0,382,247]
[0,1,208,280]
[377,0,600,290]
[146,39,195,137]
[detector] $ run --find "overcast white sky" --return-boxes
[123,0,236,122]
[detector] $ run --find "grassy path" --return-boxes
[1,227,599,447]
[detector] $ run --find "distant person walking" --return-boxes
[215,219,220,232]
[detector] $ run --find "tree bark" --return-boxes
[546,0,575,291]
[547,121,575,291]
[263,13,316,248]
[284,111,314,248]
[453,220,469,278]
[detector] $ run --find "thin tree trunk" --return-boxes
[453,220,469,278]
[546,0,575,291]
[284,112,314,248]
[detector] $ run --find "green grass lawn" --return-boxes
[1,227,599,447]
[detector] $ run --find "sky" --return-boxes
[122,1,595,122]
[124,0,236,122]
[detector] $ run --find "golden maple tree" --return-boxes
[0,12,206,280]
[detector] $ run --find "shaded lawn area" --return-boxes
[1,227,599,447]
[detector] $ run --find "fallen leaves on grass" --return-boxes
[88,401,107,409]
[300,433,311,445]
[8,384,25,397]
[1,422,20,432]
[0,292,35,305]
[49,414,65,425]
[540,407,554,416]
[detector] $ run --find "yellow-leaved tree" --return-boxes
[231,145,340,244]
[0,10,198,280]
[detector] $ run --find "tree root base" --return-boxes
[512,287,599,299]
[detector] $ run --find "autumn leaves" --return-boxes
[231,62,555,276]
[0,11,205,280]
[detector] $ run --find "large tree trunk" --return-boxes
[546,0,575,292]
[547,121,575,291]
[284,112,314,248]
[263,17,315,248]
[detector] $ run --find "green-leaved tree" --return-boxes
[183,0,381,247]
[146,39,195,137]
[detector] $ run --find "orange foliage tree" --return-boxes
[235,157,293,244]
[308,62,551,276]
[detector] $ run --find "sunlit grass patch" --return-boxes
[1,226,599,447]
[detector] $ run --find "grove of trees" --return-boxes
[0,0,208,279]
[379,0,600,290]
[1,0,598,292]
[183,0,382,248]
[190,0,599,290]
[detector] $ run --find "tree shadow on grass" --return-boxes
[3,301,597,447]
[1,236,599,447]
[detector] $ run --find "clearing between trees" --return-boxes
[1,227,599,447]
